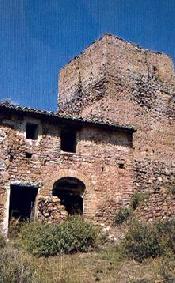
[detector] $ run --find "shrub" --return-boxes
[8,218,23,239]
[0,247,37,283]
[114,207,132,225]
[18,221,57,257]
[122,218,175,262]
[122,220,161,262]
[19,217,100,257]
[130,192,147,210]
[0,232,6,249]
[114,192,148,226]
[56,216,100,254]
[155,219,175,254]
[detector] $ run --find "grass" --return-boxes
[34,251,175,283]
[1,243,175,283]
[2,217,175,282]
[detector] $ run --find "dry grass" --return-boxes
[28,247,175,283]
[3,216,175,283]
[1,243,175,282]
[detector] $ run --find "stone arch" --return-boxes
[42,168,97,218]
[56,171,90,187]
[53,177,85,215]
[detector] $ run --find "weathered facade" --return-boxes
[0,34,175,235]
[0,102,134,235]
[59,34,175,222]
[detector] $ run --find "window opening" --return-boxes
[60,129,76,153]
[26,152,32,158]
[26,123,38,140]
[119,163,125,169]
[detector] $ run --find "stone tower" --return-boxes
[58,34,175,220]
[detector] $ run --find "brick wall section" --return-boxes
[0,111,134,232]
[58,37,107,110]
[59,34,175,221]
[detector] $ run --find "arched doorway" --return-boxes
[53,177,85,215]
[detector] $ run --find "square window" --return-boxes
[60,129,76,153]
[25,152,32,158]
[26,123,38,140]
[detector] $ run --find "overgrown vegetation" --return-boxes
[0,247,37,283]
[122,220,161,262]
[18,216,100,257]
[0,232,6,249]
[122,218,175,262]
[1,217,175,282]
[8,218,23,239]
[114,207,132,225]
[130,192,147,210]
[114,192,148,225]
[155,219,175,254]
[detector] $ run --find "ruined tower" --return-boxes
[58,34,175,220]
[0,34,175,235]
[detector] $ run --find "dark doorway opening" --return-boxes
[9,185,38,223]
[53,177,85,215]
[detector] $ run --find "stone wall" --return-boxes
[0,111,134,233]
[58,34,175,222]
[1,34,174,233]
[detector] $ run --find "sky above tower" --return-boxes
[0,0,174,111]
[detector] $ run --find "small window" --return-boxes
[60,129,76,153]
[119,163,125,169]
[26,152,32,158]
[26,123,38,140]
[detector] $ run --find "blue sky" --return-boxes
[0,0,174,111]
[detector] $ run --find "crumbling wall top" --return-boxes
[58,34,175,111]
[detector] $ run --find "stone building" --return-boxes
[0,34,175,235]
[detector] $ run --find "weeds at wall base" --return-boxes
[1,217,175,282]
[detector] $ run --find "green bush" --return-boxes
[57,216,100,254]
[18,221,57,257]
[0,247,36,283]
[0,233,6,249]
[114,192,148,226]
[122,220,161,262]
[122,218,175,262]
[130,192,147,210]
[19,217,100,257]
[155,219,175,254]
[114,207,132,225]
[8,218,23,239]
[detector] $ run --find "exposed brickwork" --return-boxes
[59,34,175,222]
[0,34,175,234]
[0,108,134,233]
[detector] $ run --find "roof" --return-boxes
[0,101,135,133]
